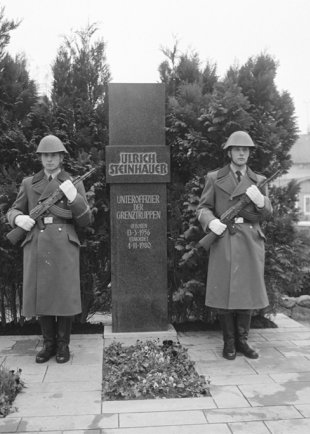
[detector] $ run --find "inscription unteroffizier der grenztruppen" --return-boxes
[116,194,161,250]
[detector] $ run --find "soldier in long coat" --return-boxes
[7,135,92,364]
[197,131,272,360]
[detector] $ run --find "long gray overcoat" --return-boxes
[7,170,92,317]
[197,164,272,310]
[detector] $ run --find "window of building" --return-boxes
[304,195,310,215]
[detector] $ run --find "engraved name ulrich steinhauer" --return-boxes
[108,152,168,176]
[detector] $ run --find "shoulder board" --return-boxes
[57,170,72,182]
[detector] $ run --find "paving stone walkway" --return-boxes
[1,313,310,433]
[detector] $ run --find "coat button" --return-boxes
[58,227,62,231]
[40,230,44,232]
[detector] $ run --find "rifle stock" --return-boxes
[197,231,218,251]
[6,226,28,246]
[6,167,97,246]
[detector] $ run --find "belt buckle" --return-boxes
[43,216,53,224]
[234,217,244,224]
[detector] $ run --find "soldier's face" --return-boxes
[41,152,64,173]
[228,146,250,167]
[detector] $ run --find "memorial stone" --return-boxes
[106,83,170,333]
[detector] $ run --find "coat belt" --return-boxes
[42,216,73,225]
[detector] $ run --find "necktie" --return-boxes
[48,175,53,182]
[236,171,242,183]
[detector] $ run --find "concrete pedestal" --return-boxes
[103,323,177,347]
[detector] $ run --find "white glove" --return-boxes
[15,215,35,231]
[59,180,77,202]
[246,185,264,208]
[209,219,227,236]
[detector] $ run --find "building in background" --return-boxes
[275,133,310,226]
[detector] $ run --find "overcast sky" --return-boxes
[1,0,310,134]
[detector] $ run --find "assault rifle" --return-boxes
[6,167,97,246]
[181,170,280,266]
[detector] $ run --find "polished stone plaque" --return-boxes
[107,83,170,332]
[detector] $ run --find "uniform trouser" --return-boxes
[39,315,73,349]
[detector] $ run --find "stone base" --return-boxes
[103,324,178,346]
[279,295,310,322]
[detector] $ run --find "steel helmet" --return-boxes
[36,135,68,154]
[223,131,255,150]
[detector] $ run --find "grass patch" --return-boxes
[102,339,211,400]
[0,367,24,417]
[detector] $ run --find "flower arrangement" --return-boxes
[0,367,24,417]
[102,339,210,400]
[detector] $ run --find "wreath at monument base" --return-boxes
[102,339,210,400]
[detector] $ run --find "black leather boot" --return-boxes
[56,316,72,363]
[36,316,57,363]
[219,313,236,360]
[235,311,259,359]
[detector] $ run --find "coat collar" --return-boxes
[216,164,258,198]
[32,170,48,195]
[32,169,45,184]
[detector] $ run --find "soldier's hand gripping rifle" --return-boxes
[6,167,97,246]
[181,170,279,266]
